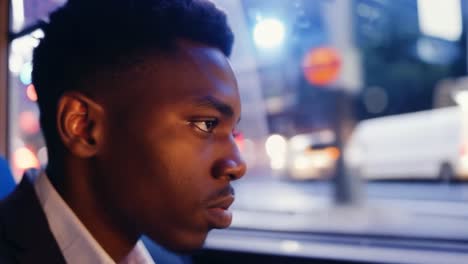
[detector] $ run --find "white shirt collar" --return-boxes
[32,171,155,264]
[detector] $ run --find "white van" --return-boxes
[344,106,468,181]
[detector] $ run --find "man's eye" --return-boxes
[191,119,219,133]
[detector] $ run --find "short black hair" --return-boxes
[32,0,234,160]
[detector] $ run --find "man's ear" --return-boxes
[56,92,105,158]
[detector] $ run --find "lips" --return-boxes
[205,195,235,228]
[208,195,234,210]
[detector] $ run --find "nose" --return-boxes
[220,158,247,181]
[212,141,247,181]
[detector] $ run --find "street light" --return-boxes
[253,18,286,49]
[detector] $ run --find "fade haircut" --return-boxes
[32,0,234,160]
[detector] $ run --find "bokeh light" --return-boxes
[8,54,23,74]
[265,134,287,157]
[19,111,40,135]
[234,131,245,152]
[13,147,40,171]
[26,84,38,102]
[253,18,286,49]
[363,86,388,114]
[265,134,288,170]
[19,62,32,85]
[417,0,462,41]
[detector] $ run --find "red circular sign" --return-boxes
[302,47,341,86]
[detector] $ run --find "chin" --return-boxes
[146,229,208,254]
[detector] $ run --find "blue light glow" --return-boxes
[19,62,32,85]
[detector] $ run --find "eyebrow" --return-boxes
[193,95,241,122]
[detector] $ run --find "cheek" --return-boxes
[96,116,221,249]
[152,137,213,194]
[140,134,223,226]
[128,127,214,206]
[129,138,216,244]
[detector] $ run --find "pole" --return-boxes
[333,90,362,205]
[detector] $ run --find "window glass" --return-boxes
[10,0,66,33]
[8,0,468,243]
[215,0,468,242]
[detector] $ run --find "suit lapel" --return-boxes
[0,175,66,264]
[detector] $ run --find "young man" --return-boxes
[0,0,246,262]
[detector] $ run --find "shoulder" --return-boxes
[0,175,37,219]
[0,180,31,263]
[0,237,15,263]
[0,176,58,263]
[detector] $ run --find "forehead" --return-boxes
[115,41,240,112]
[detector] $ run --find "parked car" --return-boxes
[286,130,340,180]
[345,106,468,181]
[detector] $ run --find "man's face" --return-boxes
[94,41,246,252]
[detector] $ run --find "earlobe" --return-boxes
[56,92,104,158]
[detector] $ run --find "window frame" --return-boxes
[0,0,9,158]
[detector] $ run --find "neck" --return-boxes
[46,159,139,262]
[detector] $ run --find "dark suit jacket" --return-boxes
[0,176,66,263]
[0,173,188,264]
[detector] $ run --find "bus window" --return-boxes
[6,0,468,263]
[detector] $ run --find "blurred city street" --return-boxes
[233,173,468,217]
